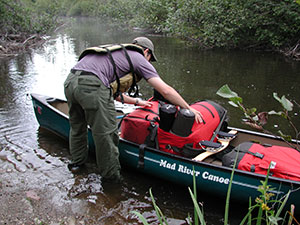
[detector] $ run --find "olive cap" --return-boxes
[132,37,157,62]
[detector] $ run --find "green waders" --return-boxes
[64,71,121,180]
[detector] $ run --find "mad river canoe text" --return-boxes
[160,159,230,185]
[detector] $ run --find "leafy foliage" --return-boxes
[129,0,176,33]
[165,0,300,49]
[1,0,300,52]
[217,84,299,147]
[239,165,292,225]
[0,0,60,35]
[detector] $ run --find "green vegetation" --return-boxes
[131,165,295,224]
[0,0,61,55]
[239,167,292,225]
[131,168,207,225]
[62,0,300,59]
[1,0,300,58]
[217,85,300,149]
[0,0,61,35]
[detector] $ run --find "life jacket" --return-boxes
[119,98,227,155]
[222,142,300,181]
[78,44,144,98]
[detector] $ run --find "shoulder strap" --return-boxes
[103,47,124,103]
[120,44,139,97]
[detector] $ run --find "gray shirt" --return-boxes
[73,50,159,87]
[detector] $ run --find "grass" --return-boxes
[131,158,296,224]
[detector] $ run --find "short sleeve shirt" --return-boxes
[73,49,159,87]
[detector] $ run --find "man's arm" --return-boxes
[147,77,203,123]
[115,93,152,107]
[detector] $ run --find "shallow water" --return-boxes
[0,17,299,224]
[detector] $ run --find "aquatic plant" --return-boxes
[131,168,206,225]
[131,160,296,224]
[239,167,293,225]
[216,84,300,151]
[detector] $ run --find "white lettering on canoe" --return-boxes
[158,160,229,183]
[202,171,229,184]
[159,160,200,176]
[177,165,200,177]
[159,160,176,170]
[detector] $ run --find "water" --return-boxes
[0,17,299,224]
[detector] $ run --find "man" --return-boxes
[64,37,202,181]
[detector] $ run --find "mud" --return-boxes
[0,130,191,225]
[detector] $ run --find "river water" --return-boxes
[0,17,299,224]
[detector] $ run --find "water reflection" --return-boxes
[0,17,300,224]
[29,34,77,99]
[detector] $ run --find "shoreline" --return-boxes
[0,33,46,57]
[0,31,299,61]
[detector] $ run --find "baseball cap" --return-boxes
[132,37,157,62]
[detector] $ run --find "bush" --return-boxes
[2,0,299,54]
[130,0,176,33]
[164,0,300,49]
[67,0,97,17]
[0,0,60,35]
[58,0,300,51]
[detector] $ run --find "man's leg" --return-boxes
[64,72,89,168]
[73,74,121,180]
[77,75,121,180]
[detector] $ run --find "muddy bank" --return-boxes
[0,145,147,225]
[0,144,96,225]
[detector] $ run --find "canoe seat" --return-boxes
[193,130,237,162]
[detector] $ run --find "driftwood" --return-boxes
[0,33,45,57]
[282,39,300,61]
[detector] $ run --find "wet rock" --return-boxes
[26,190,40,201]
[15,155,22,161]
[0,151,7,160]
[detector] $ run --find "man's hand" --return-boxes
[137,100,153,107]
[189,107,203,123]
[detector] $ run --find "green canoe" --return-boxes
[30,93,300,209]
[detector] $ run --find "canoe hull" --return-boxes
[119,140,297,203]
[31,93,300,208]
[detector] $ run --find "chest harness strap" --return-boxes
[104,45,140,103]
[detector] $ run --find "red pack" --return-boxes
[157,101,223,153]
[120,99,227,155]
[223,142,300,181]
[120,100,159,144]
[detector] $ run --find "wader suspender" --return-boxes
[104,47,124,103]
[120,45,139,97]
[104,45,139,103]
